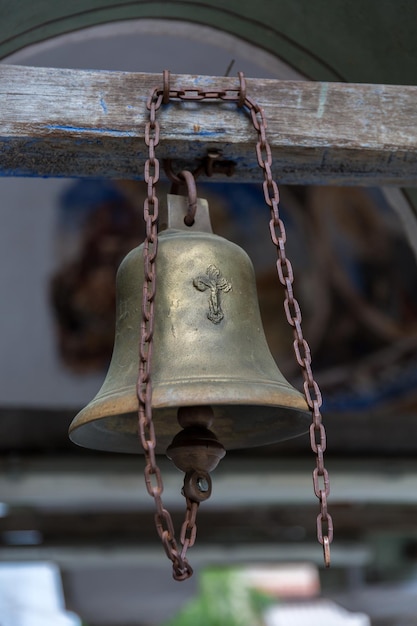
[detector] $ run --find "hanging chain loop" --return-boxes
[139,84,197,582]
[237,74,334,567]
[139,71,332,579]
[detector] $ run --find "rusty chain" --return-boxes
[139,71,332,579]
[139,76,197,581]
[242,74,334,566]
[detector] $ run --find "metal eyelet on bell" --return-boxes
[182,471,212,503]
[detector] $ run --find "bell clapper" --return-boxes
[166,406,226,503]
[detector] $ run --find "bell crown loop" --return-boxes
[159,194,213,233]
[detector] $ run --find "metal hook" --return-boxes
[179,170,198,226]
[237,71,246,108]
[162,161,197,225]
[162,69,171,104]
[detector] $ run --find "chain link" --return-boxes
[139,71,332,577]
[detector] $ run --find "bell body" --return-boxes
[69,199,310,453]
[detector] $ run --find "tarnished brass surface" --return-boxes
[69,197,309,453]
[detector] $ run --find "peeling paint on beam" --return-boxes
[1,64,417,185]
[45,124,136,137]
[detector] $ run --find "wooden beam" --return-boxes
[4,505,417,544]
[0,544,371,569]
[3,457,417,511]
[1,64,417,185]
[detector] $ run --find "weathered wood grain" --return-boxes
[1,64,417,185]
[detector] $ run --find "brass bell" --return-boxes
[69,195,310,454]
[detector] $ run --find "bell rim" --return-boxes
[70,377,309,431]
[69,402,311,454]
[69,377,310,453]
